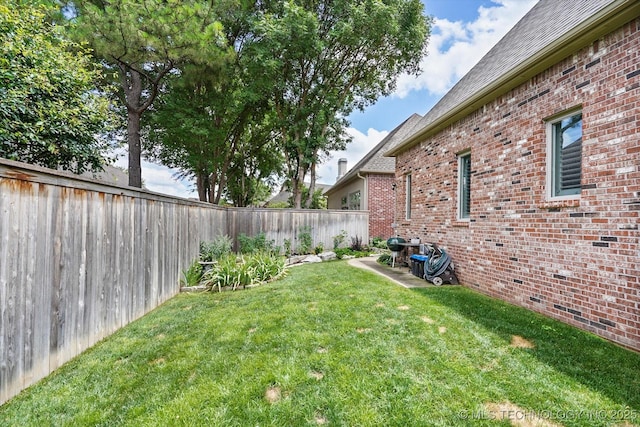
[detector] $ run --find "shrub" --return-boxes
[371,237,388,250]
[335,248,370,259]
[238,232,276,254]
[284,238,292,257]
[200,236,233,262]
[297,226,313,255]
[332,230,348,250]
[179,260,203,287]
[350,235,363,251]
[377,254,392,266]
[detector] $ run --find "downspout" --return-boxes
[357,172,367,211]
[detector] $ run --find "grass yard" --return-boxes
[1,261,638,426]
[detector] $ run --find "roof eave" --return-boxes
[386,0,640,157]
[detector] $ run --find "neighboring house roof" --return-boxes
[80,165,130,186]
[387,0,640,156]
[325,113,423,196]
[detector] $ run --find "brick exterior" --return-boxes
[395,19,640,351]
[367,174,396,239]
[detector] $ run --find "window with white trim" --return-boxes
[548,111,582,198]
[405,174,412,220]
[458,152,471,220]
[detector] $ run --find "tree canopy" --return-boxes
[70,0,230,187]
[0,0,115,174]
[255,0,431,207]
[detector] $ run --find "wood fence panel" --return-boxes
[0,159,368,405]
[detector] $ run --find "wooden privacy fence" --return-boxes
[0,159,368,405]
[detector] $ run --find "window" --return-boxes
[341,196,348,210]
[458,152,471,220]
[405,174,412,220]
[548,111,582,198]
[348,191,361,210]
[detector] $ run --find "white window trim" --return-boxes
[457,151,471,221]
[545,109,582,201]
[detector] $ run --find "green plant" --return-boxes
[371,237,388,250]
[333,230,348,250]
[201,252,286,292]
[238,232,276,254]
[179,260,203,287]
[248,251,286,283]
[314,243,324,255]
[202,254,251,291]
[336,248,370,259]
[284,238,292,257]
[200,236,233,262]
[350,235,363,251]
[297,226,313,255]
[377,254,392,266]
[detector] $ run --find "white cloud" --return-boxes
[394,0,539,98]
[113,153,197,199]
[316,127,389,184]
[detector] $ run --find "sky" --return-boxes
[118,0,539,198]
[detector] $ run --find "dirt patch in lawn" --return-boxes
[314,412,327,424]
[397,305,410,311]
[265,386,281,404]
[485,402,561,427]
[420,316,435,324]
[309,371,324,380]
[511,335,535,349]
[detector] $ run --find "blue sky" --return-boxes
[125,0,539,197]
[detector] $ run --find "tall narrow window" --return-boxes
[458,152,471,220]
[549,111,582,197]
[405,174,412,220]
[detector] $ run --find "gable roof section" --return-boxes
[387,0,640,156]
[325,113,423,195]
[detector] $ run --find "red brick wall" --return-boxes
[395,19,640,351]
[367,173,396,239]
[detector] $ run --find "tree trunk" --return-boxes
[305,161,317,208]
[127,108,143,188]
[196,172,208,202]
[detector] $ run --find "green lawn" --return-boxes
[1,261,638,426]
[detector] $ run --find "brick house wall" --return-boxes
[395,19,639,351]
[367,174,396,239]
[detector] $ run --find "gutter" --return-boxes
[386,0,640,157]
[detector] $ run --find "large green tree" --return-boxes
[144,2,283,205]
[0,0,114,173]
[144,61,280,205]
[256,0,431,208]
[71,0,229,187]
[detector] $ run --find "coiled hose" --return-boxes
[424,249,451,281]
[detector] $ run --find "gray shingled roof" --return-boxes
[326,113,423,194]
[388,0,637,155]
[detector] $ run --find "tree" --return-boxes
[255,0,431,208]
[71,0,229,187]
[143,3,284,205]
[0,0,115,173]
